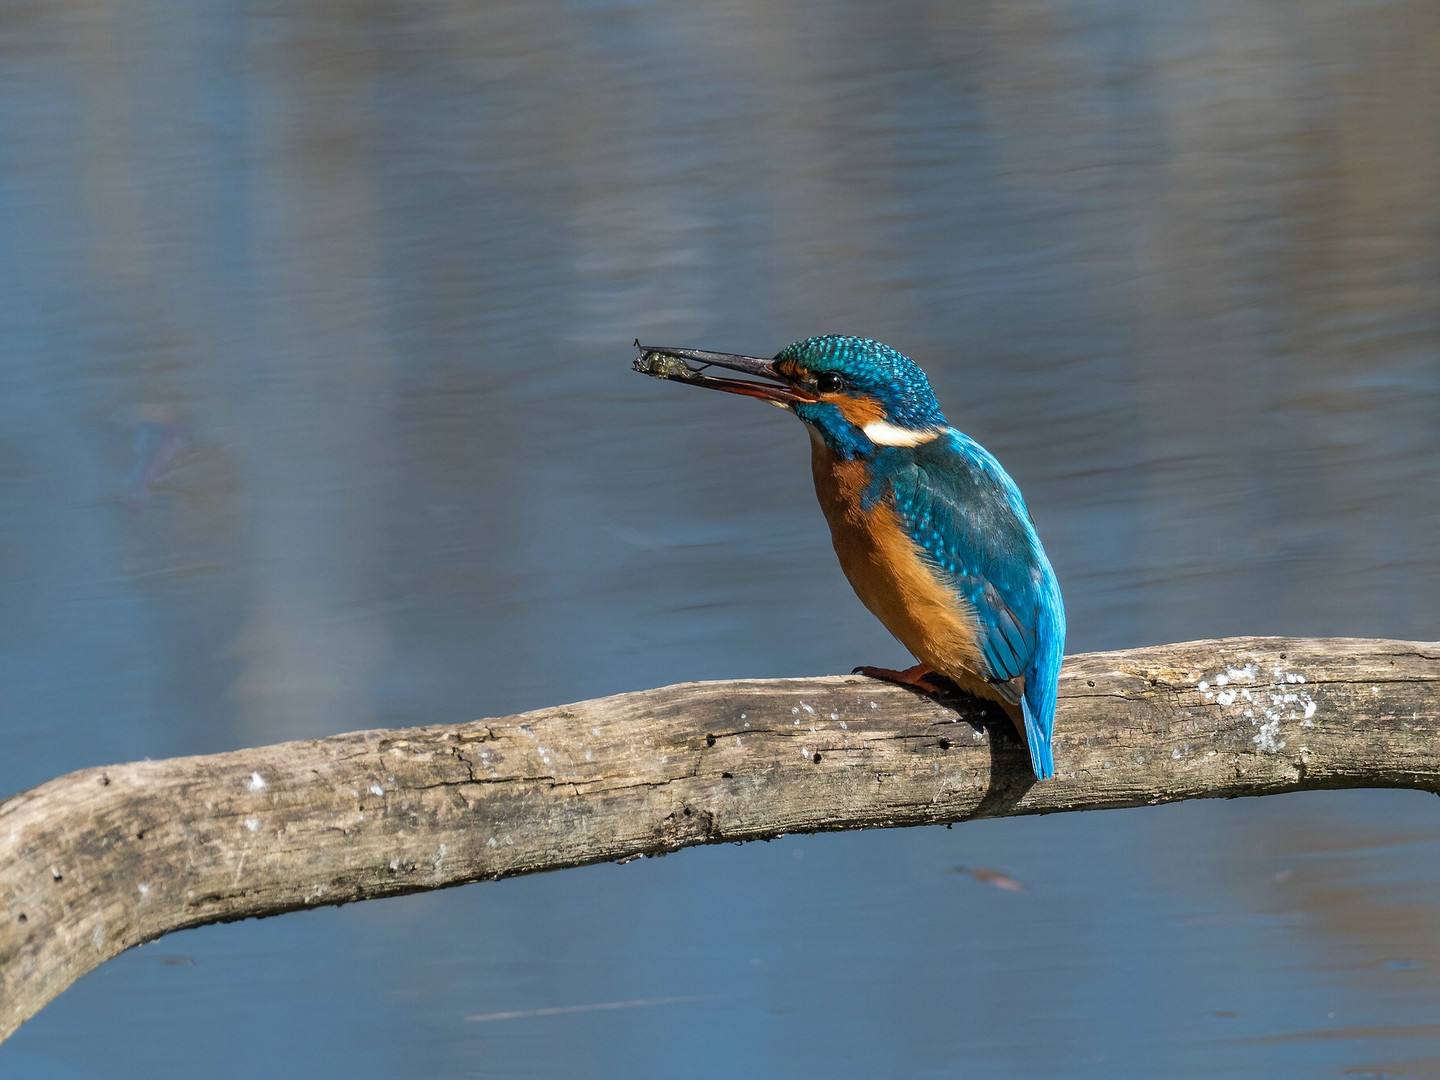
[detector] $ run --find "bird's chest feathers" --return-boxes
[808,437,986,681]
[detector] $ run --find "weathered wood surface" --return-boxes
[2,636,1437,1039]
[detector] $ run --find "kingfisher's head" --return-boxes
[634,335,948,458]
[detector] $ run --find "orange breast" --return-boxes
[810,436,1002,703]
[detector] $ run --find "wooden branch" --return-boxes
[2,637,1437,1039]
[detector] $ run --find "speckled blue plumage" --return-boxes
[780,336,947,431]
[783,336,1065,779]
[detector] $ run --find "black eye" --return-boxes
[815,372,846,393]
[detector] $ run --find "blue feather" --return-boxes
[872,430,1065,780]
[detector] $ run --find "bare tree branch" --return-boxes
[2,637,1437,1040]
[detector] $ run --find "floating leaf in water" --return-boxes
[949,865,1025,891]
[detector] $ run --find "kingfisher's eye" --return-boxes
[815,372,846,393]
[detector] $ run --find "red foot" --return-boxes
[852,662,942,696]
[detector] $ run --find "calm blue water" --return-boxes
[2,0,1438,1076]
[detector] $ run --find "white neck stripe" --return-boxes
[862,420,942,447]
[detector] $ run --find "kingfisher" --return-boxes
[634,335,1065,780]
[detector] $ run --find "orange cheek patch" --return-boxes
[828,394,886,428]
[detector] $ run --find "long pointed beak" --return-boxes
[633,343,817,406]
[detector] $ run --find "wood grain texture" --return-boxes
[2,637,1437,1039]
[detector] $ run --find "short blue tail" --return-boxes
[1021,569,1065,780]
[1021,695,1055,780]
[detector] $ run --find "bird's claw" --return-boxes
[852,663,943,696]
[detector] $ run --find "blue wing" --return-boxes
[866,430,1066,778]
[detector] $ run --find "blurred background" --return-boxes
[2,0,1438,1076]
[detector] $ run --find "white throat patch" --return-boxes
[862,420,942,447]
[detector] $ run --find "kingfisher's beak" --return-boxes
[634,344,817,406]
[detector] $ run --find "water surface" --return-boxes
[2,1,1438,1076]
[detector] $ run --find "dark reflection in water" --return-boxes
[2,0,1437,1076]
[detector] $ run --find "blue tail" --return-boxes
[1021,695,1055,780]
[1021,571,1065,780]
